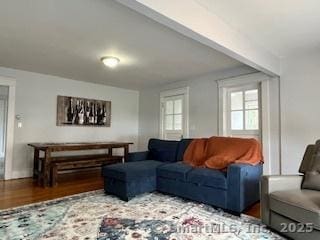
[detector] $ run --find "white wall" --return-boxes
[280,51,320,174]
[138,66,256,150]
[0,67,139,179]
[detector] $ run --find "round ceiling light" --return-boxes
[101,56,120,68]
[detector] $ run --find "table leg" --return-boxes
[123,145,129,163]
[33,149,40,179]
[42,149,51,187]
[107,147,112,157]
[37,152,43,186]
[50,164,58,187]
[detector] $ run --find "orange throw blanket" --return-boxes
[183,136,263,170]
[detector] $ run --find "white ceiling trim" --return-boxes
[116,0,281,76]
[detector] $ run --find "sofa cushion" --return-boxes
[102,160,164,182]
[270,189,320,230]
[299,140,320,174]
[176,139,193,161]
[299,144,316,174]
[186,168,227,190]
[302,155,320,191]
[303,171,320,191]
[148,138,179,162]
[157,162,193,181]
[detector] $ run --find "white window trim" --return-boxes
[217,72,272,175]
[160,87,189,139]
[0,76,16,180]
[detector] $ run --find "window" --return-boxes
[164,98,183,131]
[227,84,261,139]
[160,87,189,140]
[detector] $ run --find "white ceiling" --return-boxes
[195,0,320,57]
[0,0,247,90]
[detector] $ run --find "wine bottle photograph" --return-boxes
[57,95,111,127]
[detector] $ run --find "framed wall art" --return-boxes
[57,96,111,127]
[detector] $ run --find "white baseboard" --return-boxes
[11,168,33,179]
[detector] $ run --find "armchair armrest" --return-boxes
[261,175,303,193]
[261,175,303,225]
[127,151,150,162]
[227,163,263,213]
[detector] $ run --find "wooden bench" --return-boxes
[38,154,123,186]
[28,142,133,187]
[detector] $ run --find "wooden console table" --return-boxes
[28,142,133,187]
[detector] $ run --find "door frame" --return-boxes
[0,96,8,158]
[0,76,16,180]
[217,72,273,175]
[160,87,189,139]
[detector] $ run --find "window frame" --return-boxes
[226,83,261,138]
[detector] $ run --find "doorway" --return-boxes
[0,85,9,179]
[160,87,189,140]
[218,72,279,175]
[0,76,15,180]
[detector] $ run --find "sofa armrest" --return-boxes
[227,163,263,213]
[260,175,303,225]
[127,151,150,162]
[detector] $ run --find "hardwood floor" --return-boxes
[0,170,260,218]
[0,170,103,210]
[245,202,260,218]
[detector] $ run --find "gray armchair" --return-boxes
[261,142,320,240]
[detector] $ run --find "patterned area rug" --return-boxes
[0,190,285,240]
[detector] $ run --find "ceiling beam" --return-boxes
[116,0,281,76]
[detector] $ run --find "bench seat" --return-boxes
[39,154,123,186]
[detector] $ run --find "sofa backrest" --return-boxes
[176,139,193,161]
[148,139,180,162]
[148,138,193,162]
[299,140,320,174]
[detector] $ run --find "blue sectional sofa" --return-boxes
[102,138,263,214]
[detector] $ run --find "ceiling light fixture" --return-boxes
[101,56,120,68]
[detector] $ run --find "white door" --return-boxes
[160,93,187,140]
[226,84,261,140]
